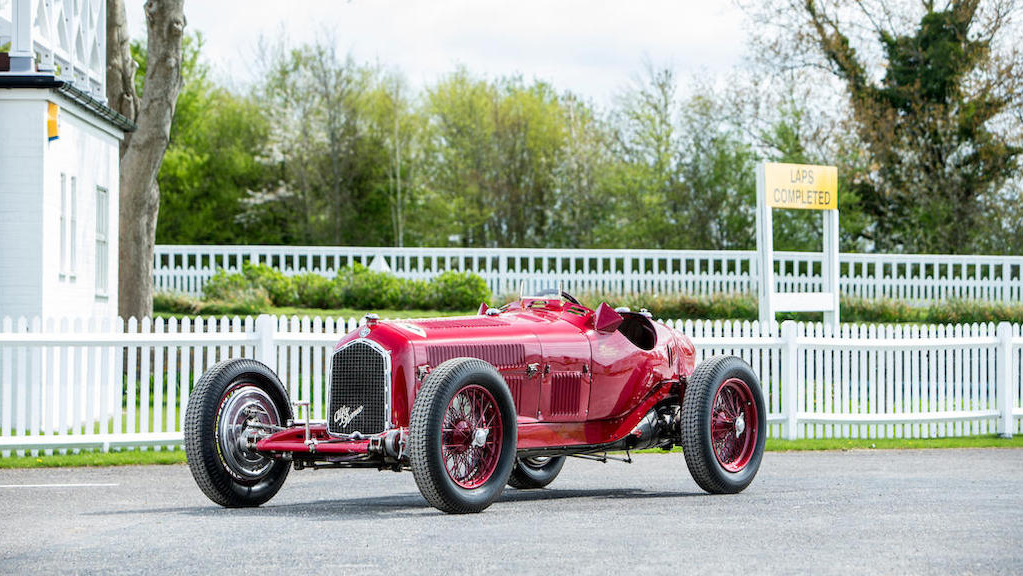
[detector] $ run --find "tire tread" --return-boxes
[184,358,290,508]
[409,357,516,513]
[681,355,764,494]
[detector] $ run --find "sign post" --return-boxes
[756,162,840,332]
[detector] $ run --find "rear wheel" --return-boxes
[409,358,517,513]
[508,456,566,489]
[184,359,292,507]
[681,355,766,494]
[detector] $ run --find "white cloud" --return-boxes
[124,0,748,103]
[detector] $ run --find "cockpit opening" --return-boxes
[618,313,656,350]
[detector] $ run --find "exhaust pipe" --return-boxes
[627,407,677,450]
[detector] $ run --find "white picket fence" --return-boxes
[153,245,1023,304]
[0,315,1021,455]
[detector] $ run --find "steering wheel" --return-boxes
[535,288,581,306]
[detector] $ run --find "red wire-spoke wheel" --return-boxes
[409,358,518,514]
[441,384,503,489]
[710,378,759,472]
[681,355,767,494]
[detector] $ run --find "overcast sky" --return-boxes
[124,0,750,103]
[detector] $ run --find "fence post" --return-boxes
[624,253,633,294]
[781,320,799,440]
[997,322,1014,438]
[1002,263,1013,303]
[255,315,277,373]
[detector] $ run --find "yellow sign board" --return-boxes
[764,162,837,210]
[47,102,60,141]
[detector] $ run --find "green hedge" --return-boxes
[154,286,271,316]
[158,264,492,314]
[156,270,1023,324]
[572,293,1023,325]
[922,299,1023,324]
[587,292,758,321]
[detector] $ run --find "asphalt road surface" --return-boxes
[1,448,1021,575]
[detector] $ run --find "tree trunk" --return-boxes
[106,0,139,150]
[106,0,186,320]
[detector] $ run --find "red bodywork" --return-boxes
[256,298,696,461]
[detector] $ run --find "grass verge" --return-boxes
[3,434,1022,468]
[641,434,1023,454]
[764,434,1023,451]
[0,448,187,469]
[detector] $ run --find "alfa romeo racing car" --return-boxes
[183,290,766,514]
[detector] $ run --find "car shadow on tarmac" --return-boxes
[87,487,706,519]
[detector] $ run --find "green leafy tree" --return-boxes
[418,67,496,245]
[138,33,274,245]
[607,64,681,248]
[252,39,393,245]
[753,0,1023,253]
[363,73,424,247]
[675,92,758,250]
[547,95,617,247]
[422,69,570,247]
[606,67,765,251]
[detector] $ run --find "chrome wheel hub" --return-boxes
[217,384,280,482]
[735,413,746,437]
[471,428,490,448]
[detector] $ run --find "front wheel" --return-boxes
[184,359,292,507]
[681,355,766,494]
[408,358,517,514]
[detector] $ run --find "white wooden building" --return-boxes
[0,0,131,318]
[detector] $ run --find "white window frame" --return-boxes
[59,173,67,280]
[69,175,77,279]
[95,187,109,298]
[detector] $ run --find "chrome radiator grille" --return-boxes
[327,340,389,435]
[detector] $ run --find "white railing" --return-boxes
[0,0,106,100]
[683,319,1022,440]
[153,245,1023,304]
[0,315,1020,455]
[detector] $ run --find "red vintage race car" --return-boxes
[183,290,766,514]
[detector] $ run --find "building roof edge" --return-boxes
[0,75,137,132]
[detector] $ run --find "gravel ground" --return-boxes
[1,448,1021,575]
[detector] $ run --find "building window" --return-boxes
[59,173,67,279]
[95,187,109,297]
[70,176,77,277]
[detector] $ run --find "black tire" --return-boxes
[681,355,766,494]
[508,456,566,489]
[184,358,292,507]
[408,357,518,514]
